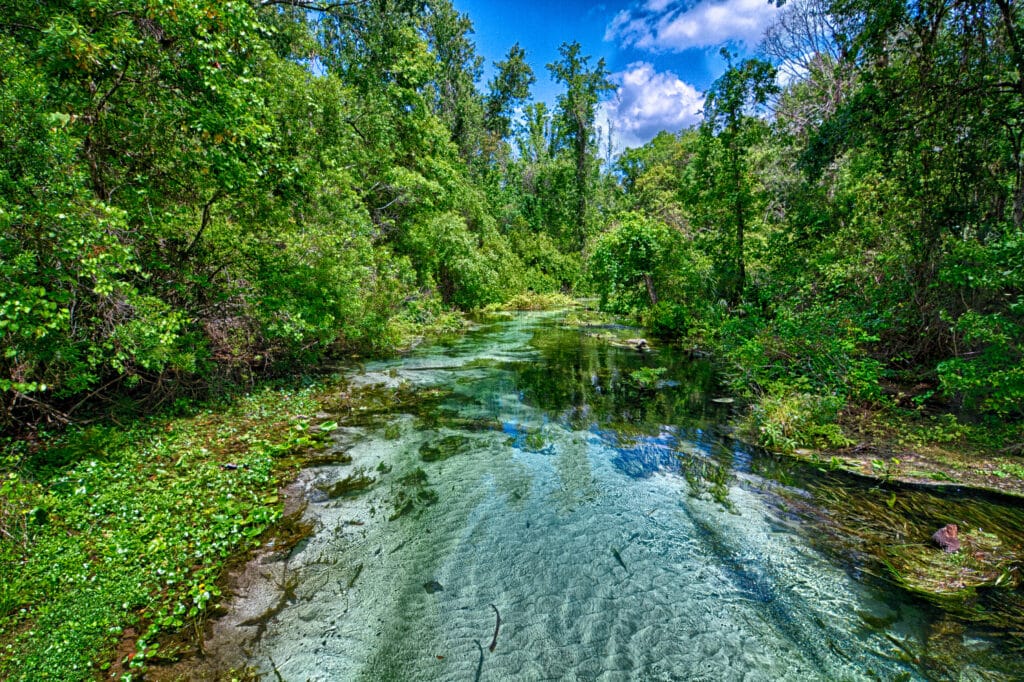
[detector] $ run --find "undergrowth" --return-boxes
[481,291,577,312]
[0,386,330,680]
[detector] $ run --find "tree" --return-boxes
[422,0,486,161]
[485,43,535,142]
[547,42,616,250]
[698,51,778,303]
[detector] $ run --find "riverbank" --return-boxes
[570,306,1024,500]
[0,383,338,680]
[794,408,1024,500]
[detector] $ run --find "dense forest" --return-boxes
[2,0,1022,441]
[3,0,1024,677]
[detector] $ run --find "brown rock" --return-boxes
[932,523,961,553]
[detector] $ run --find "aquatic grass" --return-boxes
[792,481,1024,634]
[0,387,327,680]
[677,453,735,511]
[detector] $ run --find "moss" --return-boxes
[319,470,375,499]
[419,435,471,462]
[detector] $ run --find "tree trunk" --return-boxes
[732,143,745,304]
[575,115,588,250]
[644,274,658,306]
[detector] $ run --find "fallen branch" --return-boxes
[488,603,501,652]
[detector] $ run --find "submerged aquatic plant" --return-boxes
[883,529,1018,598]
[789,481,1024,635]
[677,453,734,511]
[389,468,438,520]
[629,366,667,390]
[419,435,472,462]
[319,469,375,499]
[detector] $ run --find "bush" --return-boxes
[743,391,853,452]
[718,304,885,403]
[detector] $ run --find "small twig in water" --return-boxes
[473,639,484,682]
[268,654,285,682]
[488,603,501,652]
[346,563,364,589]
[611,546,629,573]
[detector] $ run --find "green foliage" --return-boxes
[718,304,885,404]
[600,0,1024,452]
[744,391,853,452]
[1,0,565,427]
[546,41,617,248]
[404,212,515,308]
[506,229,582,292]
[591,213,716,334]
[695,52,778,303]
[591,213,673,313]
[485,43,536,142]
[483,292,577,312]
[936,238,1024,418]
[0,36,198,415]
[0,388,324,680]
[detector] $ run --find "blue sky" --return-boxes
[452,0,783,150]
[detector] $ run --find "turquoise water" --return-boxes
[224,312,1023,681]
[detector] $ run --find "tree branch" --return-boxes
[183,194,220,257]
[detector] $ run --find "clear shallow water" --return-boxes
[233,312,1024,681]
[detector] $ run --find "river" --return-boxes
[195,311,1024,681]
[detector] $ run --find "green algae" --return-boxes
[319,469,376,499]
[419,435,472,462]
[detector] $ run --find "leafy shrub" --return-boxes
[718,304,885,403]
[591,213,674,314]
[645,301,689,336]
[937,311,1024,418]
[484,292,576,311]
[744,391,853,452]
[936,237,1024,418]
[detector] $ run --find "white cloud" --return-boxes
[606,0,781,52]
[603,62,705,150]
[643,0,674,12]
